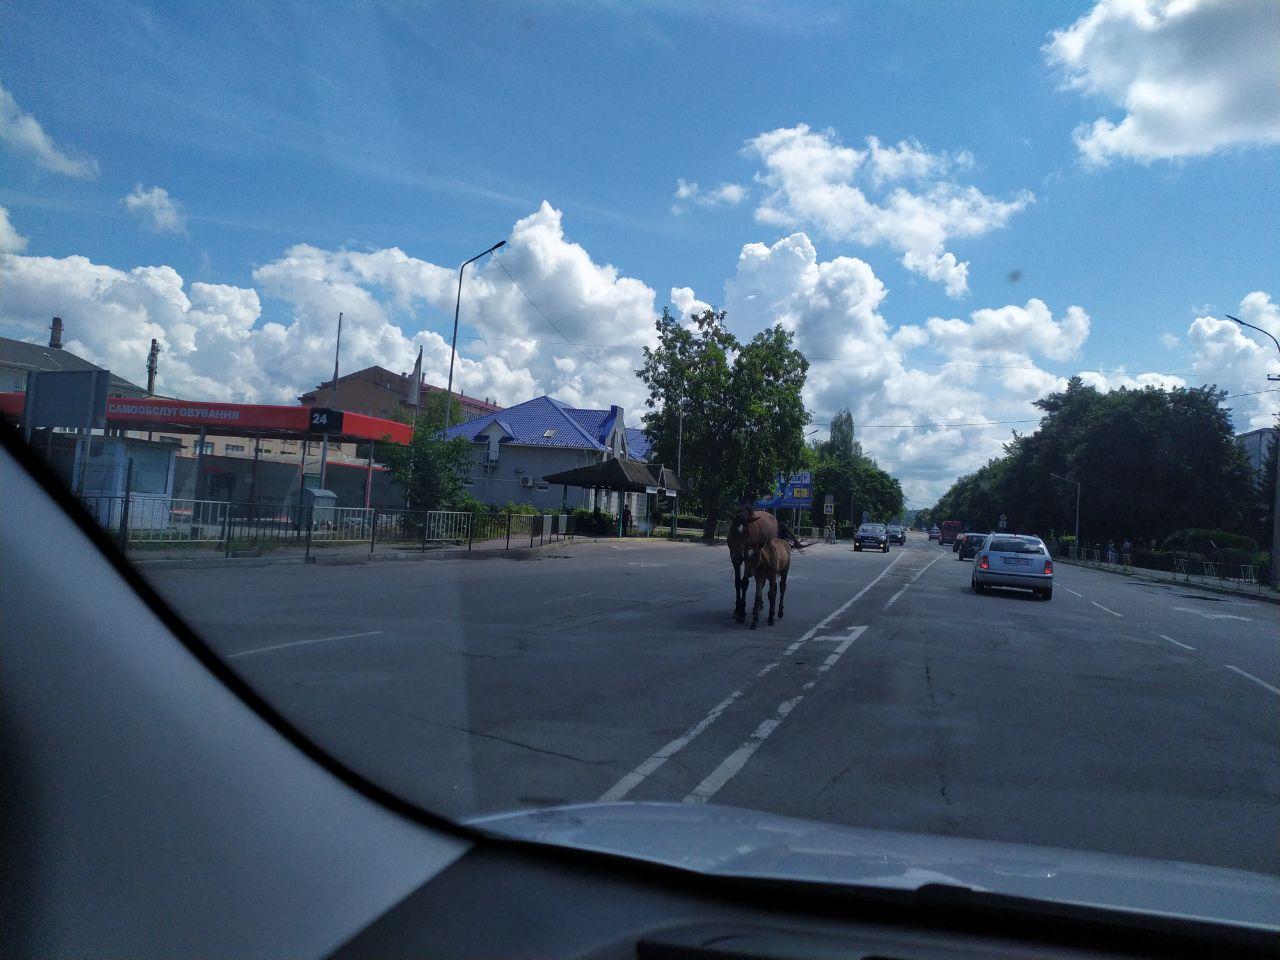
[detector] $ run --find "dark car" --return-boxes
[886,524,906,544]
[957,532,988,560]
[854,523,889,552]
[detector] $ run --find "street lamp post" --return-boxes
[444,240,506,433]
[1050,472,1081,556]
[1226,314,1280,589]
[671,408,684,541]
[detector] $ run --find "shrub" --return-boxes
[1162,528,1258,555]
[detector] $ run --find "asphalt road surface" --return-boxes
[147,537,1279,876]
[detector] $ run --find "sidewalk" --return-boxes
[1056,556,1280,605]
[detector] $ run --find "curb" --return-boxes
[130,538,583,570]
[1056,557,1280,606]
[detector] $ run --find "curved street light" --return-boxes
[444,240,506,432]
[1226,314,1280,589]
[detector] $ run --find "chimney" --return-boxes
[49,316,63,350]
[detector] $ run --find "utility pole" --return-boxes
[320,312,342,490]
[1226,314,1280,589]
[1050,473,1081,555]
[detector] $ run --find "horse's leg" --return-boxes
[777,569,787,620]
[767,573,778,625]
[732,556,746,621]
[750,573,763,629]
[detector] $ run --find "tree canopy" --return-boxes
[809,406,904,525]
[638,307,810,537]
[920,378,1259,546]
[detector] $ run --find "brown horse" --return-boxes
[727,502,803,622]
[727,503,778,622]
[744,537,790,629]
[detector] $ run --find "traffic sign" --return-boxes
[823,502,834,515]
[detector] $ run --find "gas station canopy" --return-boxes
[0,393,412,445]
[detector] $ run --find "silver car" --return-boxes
[971,534,1054,600]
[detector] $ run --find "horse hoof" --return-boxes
[768,618,774,626]
[750,623,757,630]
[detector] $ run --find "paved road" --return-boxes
[147,537,1279,875]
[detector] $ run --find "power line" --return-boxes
[490,257,634,384]
[456,332,1267,382]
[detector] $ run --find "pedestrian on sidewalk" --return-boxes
[622,505,633,536]
[1106,539,1117,564]
[1121,537,1133,563]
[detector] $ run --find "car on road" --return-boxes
[928,525,940,541]
[853,523,890,552]
[939,520,964,546]
[957,531,987,560]
[886,524,906,544]
[972,534,1054,600]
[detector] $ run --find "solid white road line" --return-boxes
[1063,587,1083,598]
[685,627,868,804]
[599,554,906,803]
[227,630,384,659]
[1091,600,1123,617]
[1159,634,1196,651]
[884,554,943,609]
[1225,665,1280,696]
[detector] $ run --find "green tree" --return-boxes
[638,307,810,539]
[807,406,904,526]
[923,381,1257,547]
[380,410,473,511]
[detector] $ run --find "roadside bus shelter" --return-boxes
[0,393,411,507]
[542,459,686,536]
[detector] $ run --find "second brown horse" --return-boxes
[727,502,801,622]
[743,537,790,629]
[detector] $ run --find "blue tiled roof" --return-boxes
[625,427,652,461]
[445,394,654,458]
[444,395,605,449]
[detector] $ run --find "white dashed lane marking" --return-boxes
[684,626,869,804]
[1091,601,1123,617]
[227,630,384,659]
[598,553,906,803]
[1160,634,1195,651]
[1225,665,1280,696]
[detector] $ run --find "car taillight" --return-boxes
[1044,559,1053,574]
[979,556,989,569]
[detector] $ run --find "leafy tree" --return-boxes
[380,410,473,511]
[638,307,810,539]
[808,406,903,526]
[923,381,1258,548]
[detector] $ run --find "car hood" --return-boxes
[467,802,1280,932]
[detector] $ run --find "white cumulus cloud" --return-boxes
[1187,291,1280,429]
[0,82,99,178]
[672,178,747,213]
[0,205,28,253]
[123,185,187,235]
[1046,0,1280,165]
[0,202,657,414]
[744,124,1032,296]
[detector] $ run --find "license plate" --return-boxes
[1002,557,1030,565]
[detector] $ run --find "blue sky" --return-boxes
[2,0,1278,503]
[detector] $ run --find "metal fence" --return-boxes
[73,493,574,558]
[1059,541,1268,595]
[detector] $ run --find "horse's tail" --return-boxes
[778,522,805,552]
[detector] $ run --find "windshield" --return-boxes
[3,0,1278,911]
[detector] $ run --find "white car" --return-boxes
[972,534,1054,600]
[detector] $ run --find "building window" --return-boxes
[543,428,556,438]
[160,436,183,447]
[224,443,245,453]
[195,441,213,454]
[536,481,549,491]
